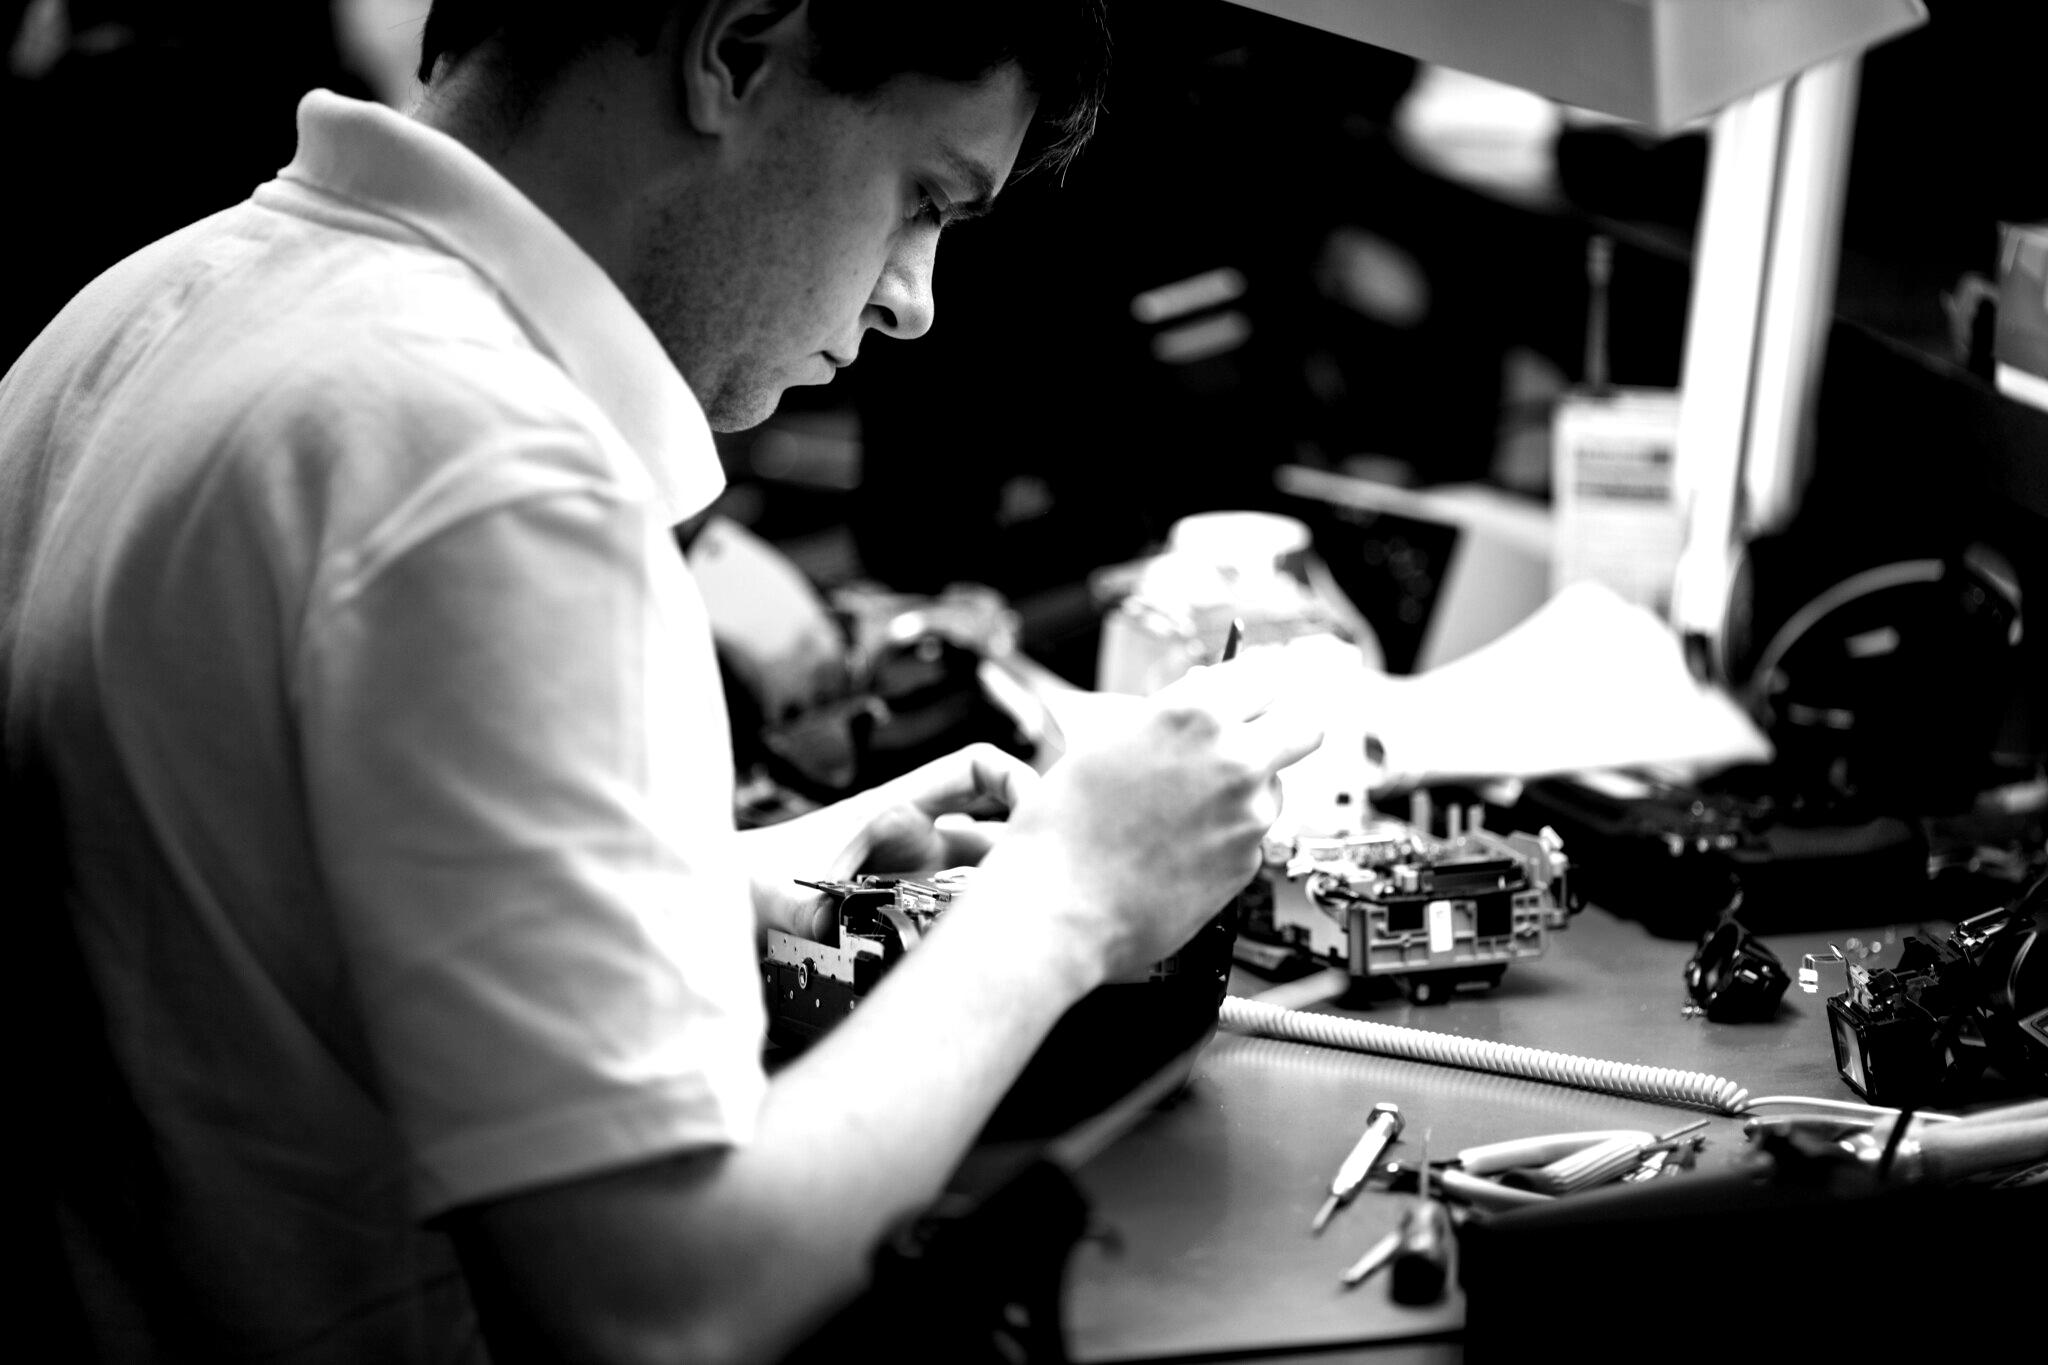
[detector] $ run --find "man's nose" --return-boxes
[864,232,936,341]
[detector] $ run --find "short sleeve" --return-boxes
[295,443,766,1217]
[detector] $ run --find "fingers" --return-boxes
[852,811,1006,877]
[930,813,1005,867]
[1152,651,1292,722]
[748,866,841,942]
[1233,708,1326,779]
[844,803,937,876]
[876,743,1038,819]
[1143,687,1324,785]
[791,888,840,943]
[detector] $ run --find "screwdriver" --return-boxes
[1338,1228,1403,1289]
[1312,1101,1403,1233]
[1388,1131,1452,1305]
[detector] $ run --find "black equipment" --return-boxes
[1684,910,1792,1022]
[762,870,1241,1141]
[1824,874,2048,1106]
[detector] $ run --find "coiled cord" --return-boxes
[1218,995,1752,1114]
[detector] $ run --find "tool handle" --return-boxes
[1333,1141,1385,1194]
[1220,618,1244,662]
[1340,1229,1403,1287]
[1437,1167,1552,1211]
[1501,1134,1645,1195]
[1389,1202,1452,1305]
[1331,1113,1401,1193]
[1455,1130,1649,1176]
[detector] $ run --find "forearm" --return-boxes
[456,675,1318,1364]
[727,880,1100,1298]
[455,869,1101,1365]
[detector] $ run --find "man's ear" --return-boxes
[677,0,809,134]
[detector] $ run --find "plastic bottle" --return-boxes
[1097,510,1344,696]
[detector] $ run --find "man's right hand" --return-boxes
[451,665,1320,1365]
[978,655,1325,985]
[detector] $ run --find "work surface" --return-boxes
[1059,902,1935,1362]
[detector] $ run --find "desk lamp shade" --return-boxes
[1216,0,1927,132]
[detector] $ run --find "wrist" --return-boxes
[946,839,1113,1003]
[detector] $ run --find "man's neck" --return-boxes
[411,43,694,293]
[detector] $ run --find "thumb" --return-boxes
[848,802,947,875]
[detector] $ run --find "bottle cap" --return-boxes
[1167,511,1310,573]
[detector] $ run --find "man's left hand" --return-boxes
[740,743,1036,941]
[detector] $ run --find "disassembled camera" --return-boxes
[763,869,973,1045]
[1818,884,2048,1106]
[762,868,1240,1137]
[1234,807,1577,1003]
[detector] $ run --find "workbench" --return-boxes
[1059,900,2030,1361]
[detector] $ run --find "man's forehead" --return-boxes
[878,64,1038,194]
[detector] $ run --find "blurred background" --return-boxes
[8,0,2046,811]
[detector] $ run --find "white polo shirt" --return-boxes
[0,91,767,1361]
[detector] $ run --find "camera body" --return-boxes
[762,870,970,1047]
[1826,889,2048,1105]
[1235,818,1575,1003]
[762,868,1240,1138]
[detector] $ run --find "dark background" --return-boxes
[8,0,2047,721]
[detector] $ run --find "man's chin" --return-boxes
[703,387,785,435]
[706,409,772,435]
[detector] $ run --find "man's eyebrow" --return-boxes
[935,142,1000,220]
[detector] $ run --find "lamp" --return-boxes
[1215,0,1929,679]
[1214,0,1924,134]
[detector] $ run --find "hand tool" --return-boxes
[1452,1129,1653,1176]
[1220,616,1244,662]
[1498,1119,1710,1195]
[1659,1134,1704,1176]
[1622,1149,1672,1181]
[1380,1160,1554,1212]
[1338,1228,1403,1289]
[1386,1127,1702,1206]
[1311,1101,1402,1233]
[1387,1132,1452,1305]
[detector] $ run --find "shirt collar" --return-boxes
[267,89,724,523]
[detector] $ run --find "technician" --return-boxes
[0,3,1321,1363]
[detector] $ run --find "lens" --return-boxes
[1830,1008,1869,1097]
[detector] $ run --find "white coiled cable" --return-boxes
[1218,995,1752,1114]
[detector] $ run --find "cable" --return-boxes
[1874,1105,1916,1181]
[1215,998,1985,1121]
[1741,1095,1959,1123]
[1218,995,1752,1114]
[1742,558,1946,710]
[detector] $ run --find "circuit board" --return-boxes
[1236,817,1575,1002]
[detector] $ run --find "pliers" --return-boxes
[1379,1124,1709,1208]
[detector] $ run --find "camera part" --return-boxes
[1824,880,2048,1106]
[1237,813,1574,1003]
[1684,915,1792,1021]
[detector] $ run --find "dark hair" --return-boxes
[417,0,1110,178]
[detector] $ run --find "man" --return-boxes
[0,2,1321,1362]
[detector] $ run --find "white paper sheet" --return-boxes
[1038,581,1771,804]
[1349,580,1771,783]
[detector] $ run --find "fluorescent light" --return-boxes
[1215,0,1925,132]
